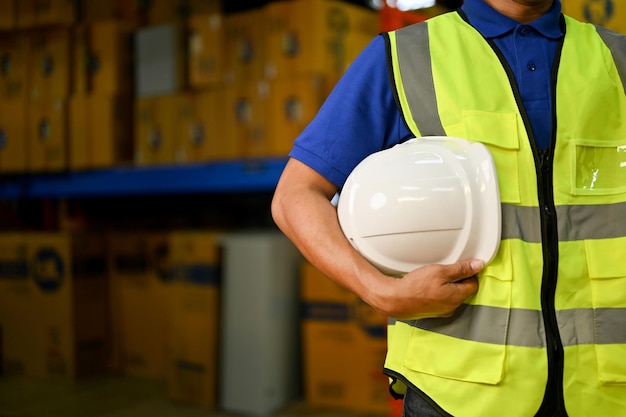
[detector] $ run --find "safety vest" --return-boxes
[384,11,626,417]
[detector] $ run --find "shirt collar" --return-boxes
[460,0,564,39]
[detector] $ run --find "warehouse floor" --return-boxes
[0,376,388,417]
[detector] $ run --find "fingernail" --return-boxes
[471,260,484,271]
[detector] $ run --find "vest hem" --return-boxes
[383,367,453,417]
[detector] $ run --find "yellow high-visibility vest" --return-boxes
[384,11,626,417]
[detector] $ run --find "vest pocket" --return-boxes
[403,320,506,385]
[585,238,626,383]
[403,244,513,385]
[585,237,626,305]
[572,138,626,196]
[461,110,521,204]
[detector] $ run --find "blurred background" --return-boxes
[0,0,621,416]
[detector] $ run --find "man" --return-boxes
[271,0,626,415]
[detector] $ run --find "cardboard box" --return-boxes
[73,21,133,96]
[71,25,90,95]
[264,0,379,79]
[0,32,31,100]
[15,0,75,27]
[0,233,110,380]
[27,97,67,172]
[187,0,222,15]
[68,94,89,170]
[563,0,625,34]
[70,94,133,170]
[222,8,267,84]
[16,0,36,28]
[80,0,119,22]
[0,99,28,173]
[220,80,265,159]
[219,232,302,416]
[262,0,291,79]
[134,95,180,165]
[172,90,230,163]
[266,74,326,157]
[0,0,16,29]
[80,0,142,24]
[166,231,221,407]
[301,262,389,415]
[29,0,75,27]
[134,97,159,165]
[90,95,133,168]
[107,232,172,379]
[29,28,71,101]
[143,0,186,25]
[187,13,224,89]
[89,20,134,95]
[174,89,219,163]
[134,24,185,97]
[169,92,195,163]
[0,234,29,376]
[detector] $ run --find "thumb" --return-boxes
[449,259,484,282]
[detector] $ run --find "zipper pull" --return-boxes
[538,148,551,173]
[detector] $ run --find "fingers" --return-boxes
[443,259,482,300]
[387,259,484,319]
[449,258,484,282]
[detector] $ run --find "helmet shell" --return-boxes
[337,136,501,275]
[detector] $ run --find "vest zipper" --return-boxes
[535,147,565,417]
[534,27,567,417]
[484,29,567,416]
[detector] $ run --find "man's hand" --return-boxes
[371,259,484,320]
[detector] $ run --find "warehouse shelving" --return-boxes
[0,158,288,199]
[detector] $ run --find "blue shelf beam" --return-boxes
[0,159,288,199]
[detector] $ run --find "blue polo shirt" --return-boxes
[289,0,564,187]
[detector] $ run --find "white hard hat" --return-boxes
[337,136,501,275]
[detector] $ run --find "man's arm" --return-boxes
[271,158,484,319]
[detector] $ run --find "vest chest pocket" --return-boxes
[457,111,522,204]
[572,139,626,196]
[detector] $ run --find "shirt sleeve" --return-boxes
[288,34,412,188]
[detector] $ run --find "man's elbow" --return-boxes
[271,189,287,231]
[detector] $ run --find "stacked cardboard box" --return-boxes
[69,20,135,170]
[0,232,110,380]
[301,261,390,415]
[133,0,379,166]
[0,1,380,171]
[166,231,222,407]
[107,232,173,379]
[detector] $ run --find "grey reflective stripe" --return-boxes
[409,304,546,347]
[594,308,626,344]
[501,204,542,242]
[395,24,446,136]
[395,305,626,347]
[596,25,626,94]
[501,202,626,242]
[557,309,626,345]
[558,203,626,240]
